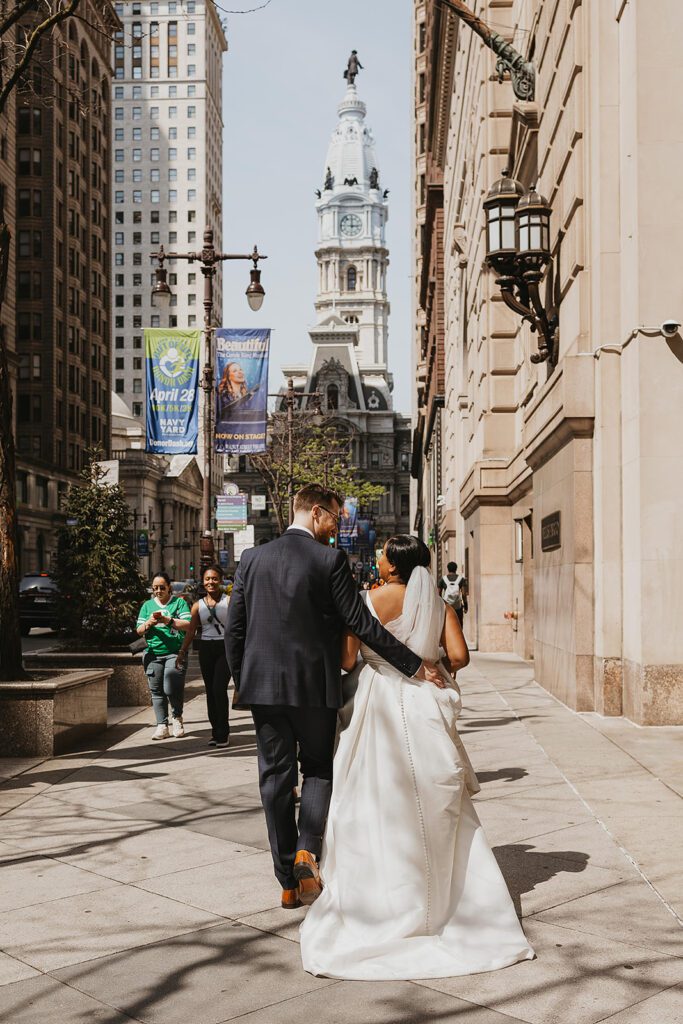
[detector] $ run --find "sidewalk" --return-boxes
[0,654,681,1024]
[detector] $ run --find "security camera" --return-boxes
[660,320,681,337]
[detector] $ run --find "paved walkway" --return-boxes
[0,655,681,1023]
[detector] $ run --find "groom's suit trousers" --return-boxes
[251,704,338,889]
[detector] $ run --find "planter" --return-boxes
[23,651,151,707]
[0,669,111,757]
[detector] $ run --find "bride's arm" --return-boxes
[341,629,361,671]
[441,606,470,675]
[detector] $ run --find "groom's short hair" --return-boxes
[293,483,344,513]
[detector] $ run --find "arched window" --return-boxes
[327,384,339,411]
[346,266,357,291]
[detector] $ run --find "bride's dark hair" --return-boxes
[384,535,431,584]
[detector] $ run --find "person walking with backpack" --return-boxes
[176,564,231,747]
[438,561,468,627]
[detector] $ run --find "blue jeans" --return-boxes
[144,652,186,725]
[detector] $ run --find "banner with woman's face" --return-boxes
[213,328,270,453]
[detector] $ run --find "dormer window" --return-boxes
[327,384,339,410]
[346,266,357,291]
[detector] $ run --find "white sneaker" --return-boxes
[152,723,169,740]
[171,716,185,738]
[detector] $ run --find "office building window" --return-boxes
[114,128,124,141]
[188,85,196,96]
[133,190,142,203]
[151,189,160,203]
[133,402,142,417]
[132,379,142,394]
[115,357,124,370]
[115,336,124,348]
[133,148,141,161]
[115,170,124,182]
[115,379,124,393]
[133,335,142,348]
[114,107,123,119]
[150,168,160,182]
[168,189,177,202]
[168,147,177,160]
[115,253,124,266]
[115,315,124,328]
[150,148,159,161]
[115,149,124,162]
[133,127,142,140]
[187,189,196,200]
[115,190,124,203]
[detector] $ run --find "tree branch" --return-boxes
[0,0,37,41]
[0,0,82,117]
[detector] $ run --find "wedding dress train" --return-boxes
[300,567,534,980]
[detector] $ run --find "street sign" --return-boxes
[216,494,248,532]
[251,495,266,511]
[541,511,561,552]
[219,549,229,568]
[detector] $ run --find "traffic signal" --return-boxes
[189,562,195,576]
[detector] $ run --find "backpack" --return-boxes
[442,574,463,609]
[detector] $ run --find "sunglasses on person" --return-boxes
[152,584,169,592]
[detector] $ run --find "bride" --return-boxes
[300,535,534,980]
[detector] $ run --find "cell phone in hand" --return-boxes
[153,610,163,620]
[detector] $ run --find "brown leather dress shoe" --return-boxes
[293,850,323,905]
[281,887,302,909]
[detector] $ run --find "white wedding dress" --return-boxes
[300,567,534,980]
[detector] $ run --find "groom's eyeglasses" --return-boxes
[317,505,340,524]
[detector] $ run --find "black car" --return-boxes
[18,573,61,635]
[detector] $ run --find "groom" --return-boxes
[226,483,440,908]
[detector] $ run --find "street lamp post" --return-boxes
[151,227,267,538]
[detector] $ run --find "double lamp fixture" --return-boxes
[484,172,558,365]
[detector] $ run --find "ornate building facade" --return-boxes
[412,0,683,725]
[228,69,411,562]
[283,72,411,560]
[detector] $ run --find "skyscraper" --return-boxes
[13,7,117,573]
[109,1,227,570]
[110,0,225,431]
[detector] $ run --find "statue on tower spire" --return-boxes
[343,50,363,85]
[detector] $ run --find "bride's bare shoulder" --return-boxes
[368,585,405,624]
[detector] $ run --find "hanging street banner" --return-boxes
[214,327,270,454]
[145,328,200,454]
[338,497,359,550]
[216,494,248,532]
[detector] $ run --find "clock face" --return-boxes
[340,213,363,237]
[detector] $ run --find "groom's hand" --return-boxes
[415,660,447,688]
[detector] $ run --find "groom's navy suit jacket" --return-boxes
[225,528,422,708]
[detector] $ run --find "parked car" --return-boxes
[171,579,200,609]
[18,572,61,635]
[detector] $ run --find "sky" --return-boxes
[220,0,413,412]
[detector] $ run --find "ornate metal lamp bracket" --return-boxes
[489,33,536,102]
[437,0,536,103]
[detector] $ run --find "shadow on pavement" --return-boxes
[493,842,590,917]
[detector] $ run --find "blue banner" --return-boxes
[145,328,200,454]
[214,328,270,454]
[338,498,359,550]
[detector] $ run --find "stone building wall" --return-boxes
[414,0,683,723]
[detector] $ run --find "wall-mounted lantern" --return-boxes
[484,172,558,364]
